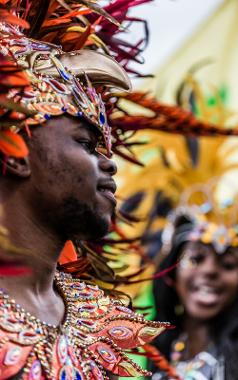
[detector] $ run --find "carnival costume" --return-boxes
[2,1,238,379]
[0,0,175,378]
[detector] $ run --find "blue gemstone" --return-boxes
[75,371,82,380]
[59,70,71,81]
[77,111,83,117]
[44,114,51,120]
[99,112,105,124]
[60,369,66,380]
[61,107,68,112]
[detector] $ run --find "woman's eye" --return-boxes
[179,252,205,269]
[190,254,204,265]
[221,260,238,271]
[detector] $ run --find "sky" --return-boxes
[129,0,224,76]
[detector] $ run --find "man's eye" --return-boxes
[76,140,96,154]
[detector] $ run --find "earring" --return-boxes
[174,304,184,316]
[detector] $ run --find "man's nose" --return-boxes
[98,153,117,176]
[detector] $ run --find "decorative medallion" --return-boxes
[97,345,117,364]
[108,326,133,340]
[4,346,22,366]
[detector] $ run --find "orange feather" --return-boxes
[59,240,78,265]
[0,130,28,157]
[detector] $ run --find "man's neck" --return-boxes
[0,189,64,296]
[0,191,67,325]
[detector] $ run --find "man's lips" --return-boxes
[97,180,117,206]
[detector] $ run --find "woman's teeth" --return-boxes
[192,285,221,305]
[197,285,218,295]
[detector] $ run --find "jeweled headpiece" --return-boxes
[0,0,132,157]
[162,190,238,257]
[2,2,238,162]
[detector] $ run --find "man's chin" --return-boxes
[57,198,113,241]
[64,215,111,241]
[75,223,109,241]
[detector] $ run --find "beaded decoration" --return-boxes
[161,180,238,255]
[0,5,132,158]
[0,271,170,379]
[0,23,114,155]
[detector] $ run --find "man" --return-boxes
[0,1,169,379]
[0,115,118,325]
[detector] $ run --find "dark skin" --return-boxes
[0,115,117,326]
[175,241,238,359]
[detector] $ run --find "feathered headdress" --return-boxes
[1,1,238,161]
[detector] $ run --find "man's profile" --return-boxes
[0,1,169,379]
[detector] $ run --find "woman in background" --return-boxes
[152,207,238,380]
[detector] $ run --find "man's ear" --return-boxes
[3,156,31,178]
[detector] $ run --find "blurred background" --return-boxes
[131,0,223,78]
[116,2,238,378]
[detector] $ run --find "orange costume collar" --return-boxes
[0,271,170,379]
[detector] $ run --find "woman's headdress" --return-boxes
[116,89,238,258]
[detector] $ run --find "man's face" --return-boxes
[25,116,117,241]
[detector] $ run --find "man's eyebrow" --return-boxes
[71,125,98,141]
[71,124,91,134]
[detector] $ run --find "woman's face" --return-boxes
[175,241,238,321]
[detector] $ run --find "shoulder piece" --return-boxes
[0,272,170,379]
